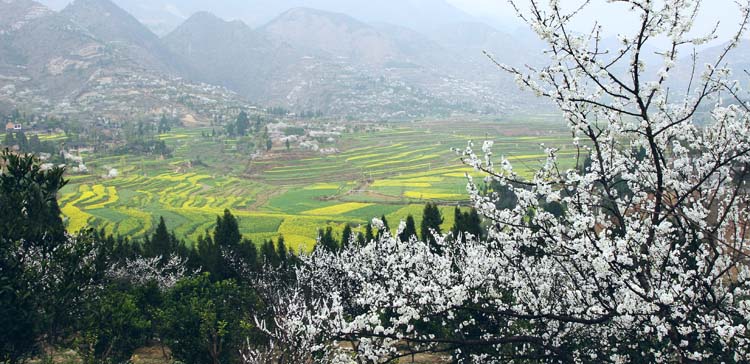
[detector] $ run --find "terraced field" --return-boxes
[57,117,575,252]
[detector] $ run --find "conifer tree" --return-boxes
[146,216,175,264]
[317,227,338,252]
[398,215,417,242]
[276,235,288,266]
[420,203,443,251]
[214,209,241,249]
[341,224,352,249]
[364,223,374,243]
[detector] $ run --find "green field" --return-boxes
[57,117,575,252]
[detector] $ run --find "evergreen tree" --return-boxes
[365,223,374,243]
[261,239,279,267]
[239,238,259,272]
[451,207,483,242]
[214,209,241,249]
[0,150,67,247]
[276,235,288,266]
[236,111,250,136]
[356,232,366,246]
[196,234,220,278]
[420,203,443,251]
[398,215,417,242]
[146,217,175,263]
[381,215,390,232]
[451,207,464,239]
[317,227,338,252]
[341,224,352,249]
[3,132,15,147]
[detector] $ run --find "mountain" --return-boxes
[0,0,116,99]
[60,0,184,74]
[261,8,402,66]
[163,11,294,101]
[2,0,548,119]
[0,0,251,121]
[37,0,478,35]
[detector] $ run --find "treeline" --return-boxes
[2,131,61,160]
[0,150,490,364]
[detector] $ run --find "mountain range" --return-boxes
[0,0,745,122]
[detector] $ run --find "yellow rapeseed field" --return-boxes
[302,202,373,216]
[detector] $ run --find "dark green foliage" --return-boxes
[214,209,241,249]
[356,232,366,246]
[398,214,417,242]
[144,217,178,264]
[276,235,288,266]
[0,149,67,247]
[114,139,171,157]
[451,207,483,242]
[159,274,260,364]
[78,286,151,364]
[489,181,518,210]
[365,223,374,243]
[316,226,338,252]
[0,239,39,363]
[157,115,172,134]
[261,239,280,267]
[421,203,443,250]
[283,126,305,136]
[381,215,390,232]
[235,111,250,137]
[341,224,352,249]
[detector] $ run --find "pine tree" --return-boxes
[196,233,220,279]
[381,215,390,232]
[214,209,241,249]
[398,215,417,242]
[277,235,288,266]
[146,216,175,264]
[451,207,465,240]
[239,238,258,271]
[261,239,279,267]
[365,223,374,243]
[236,111,250,136]
[356,232,366,246]
[341,224,353,249]
[421,203,443,251]
[317,227,338,252]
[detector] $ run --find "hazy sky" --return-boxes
[39,0,746,45]
[448,0,744,44]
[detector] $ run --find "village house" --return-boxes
[5,122,22,131]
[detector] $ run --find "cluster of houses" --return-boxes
[4,121,22,131]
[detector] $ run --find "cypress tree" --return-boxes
[341,224,353,249]
[398,215,417,242]
[147,216,172,261]
[214,209,241,249]
[365,223,374,242]
[317,227,338,252]
[261,239,279,267]
[356,232,366,246]
[381,215,390,232]
[465,208,482,239]
[421,203,443,251]
[276,235,288,265]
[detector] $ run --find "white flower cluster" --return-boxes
[254,0,750,362]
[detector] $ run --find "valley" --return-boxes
[56,116,574,251]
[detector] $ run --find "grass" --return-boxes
[58,117,574,251]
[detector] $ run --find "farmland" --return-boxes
[57,116,575,252]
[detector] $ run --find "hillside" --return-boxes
[61,0,185,75]
[0,0,251,121]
